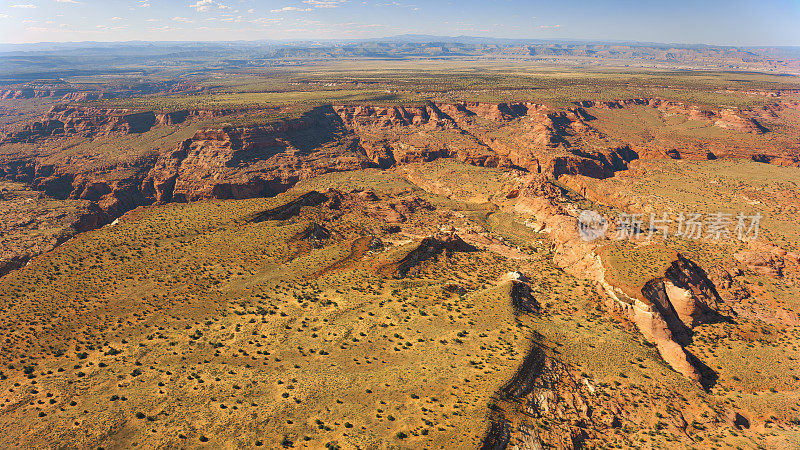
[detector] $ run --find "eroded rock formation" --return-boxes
[575,98,768,134]
[499,172,731,386]
[1,98,795,289]
[382,231,475,278]
[0,106,157,143]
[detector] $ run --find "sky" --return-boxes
[0,0,799,46]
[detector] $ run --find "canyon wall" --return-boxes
[501,173,728,386]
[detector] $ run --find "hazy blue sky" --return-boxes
[0,0,798,45]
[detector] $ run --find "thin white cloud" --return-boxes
[97,24,127,30]
[110,16,123,20]
[271,6,312,12]
[56,0,80,4]
[303,0,346,8]
[189,0,230,12]
[148,25,182,31]
[375,1,416,9]
[539,24,561,29]
[251,17,282,25]
[173,16,193,23]
[11,4,37,8]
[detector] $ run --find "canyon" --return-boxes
[4,96,793,218]
[2,85,800,448]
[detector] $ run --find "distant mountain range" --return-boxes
[1,36,799,82]
[3,35,800,52]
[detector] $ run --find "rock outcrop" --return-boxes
[59,92,114,102]
[0,106,157,143]
[334,104,456,129]
[500,172,727,385]
[0,105,242,144]
[4,96,782,222]
[0,88,72,99]
[334,102,638,179]
[1,80,200,102]
[145,107,373,202]
[251,190,332,222]
[382,231,475,278]
[734,243,788,278]
[575,98,768,134]
[0,98,795,285]
[0,183,105,277]
[546,146,639,179]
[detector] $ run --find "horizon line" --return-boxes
[2,35,799,49]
